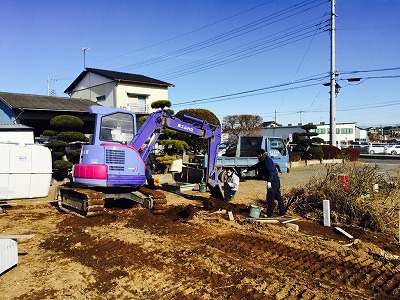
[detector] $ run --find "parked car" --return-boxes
[368,143,387,154]
[349,142,369,154]
[385,144,400,155]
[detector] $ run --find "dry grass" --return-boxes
[286,162,400,233]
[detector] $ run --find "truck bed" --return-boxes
[216,156,258,168]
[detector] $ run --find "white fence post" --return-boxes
[323,199,331,227]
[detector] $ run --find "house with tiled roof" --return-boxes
[0,92,98,136]
[65,68,174,113]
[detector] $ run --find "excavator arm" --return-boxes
[129,109,223,197]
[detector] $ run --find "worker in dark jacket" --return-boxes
[246,148,286,217]
[140,144,156,187]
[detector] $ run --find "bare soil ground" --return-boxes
[1,164,400,299]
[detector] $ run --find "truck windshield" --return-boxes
[99,112,134,143]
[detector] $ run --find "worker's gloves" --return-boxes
[267,182,272,189]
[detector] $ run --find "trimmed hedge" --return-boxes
[53,160,73,170]
[321,144,341,159]
[57,131,89,143]
[50,115,84,129]
[342,147,360,161]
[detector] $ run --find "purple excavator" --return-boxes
[57,105,225,216]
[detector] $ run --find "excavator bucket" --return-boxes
[207,183,230,200]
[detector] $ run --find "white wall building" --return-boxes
[64,68,174,114]
[260,122,368,148]
[311,122,367,148]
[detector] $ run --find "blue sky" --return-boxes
[1,0,399,128]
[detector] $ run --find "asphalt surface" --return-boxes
[359,154,400,176]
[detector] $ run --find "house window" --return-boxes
[96,95,106,102]
[126,93,149,113]
[137,96,146,112]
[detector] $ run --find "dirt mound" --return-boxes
[203,197,248,215]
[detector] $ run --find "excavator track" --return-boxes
[57,184,169,217]
[138,186,168,214]
[57,185,105,217]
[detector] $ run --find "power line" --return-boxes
[116,0,328,72]
[155,19,329,79]
[172,71,399,106]
[89,1,277,66]
[173,72,330,106]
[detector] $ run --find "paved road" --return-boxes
[359,155,400,176]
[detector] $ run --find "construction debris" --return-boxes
[0,235,34,241]
[285,223,299,231]
[334,227,354,239]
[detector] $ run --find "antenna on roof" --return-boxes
[82,47,91,68]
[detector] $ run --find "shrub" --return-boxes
[42,130,57,136]
[57,131,89,143]
[67,149,82,164]
[50,115,84,129]
[286,163,400,233]
[321,144,341,159]
[48,140,69,148]
[53,160,73,170]
[289,151,303,162]
[52,151,65,159]
[156,155,176,165]
[308,146,323,160]
[151,100,171,109]
[343,147,360,161]
[174,108,220,153]
[158,140,190,155]
[175,108,220,126]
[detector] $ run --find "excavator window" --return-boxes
[99,112,134,143]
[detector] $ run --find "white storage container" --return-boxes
[0,239,18,274]
[0,143,52,199]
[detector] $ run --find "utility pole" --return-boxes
[47,76,57,96]
[297,110,305,124]
[329,0,337,146]
[82,47,90,68]
[47,76,50,96]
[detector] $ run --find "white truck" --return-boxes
[216,136,290,177]
[177,136,290,184]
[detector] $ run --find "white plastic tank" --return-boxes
[0,142,52,199]
[0,239,18,274]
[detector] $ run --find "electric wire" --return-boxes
[155,19,329,79]
[117,0,328,71]
[90,1,277,66]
